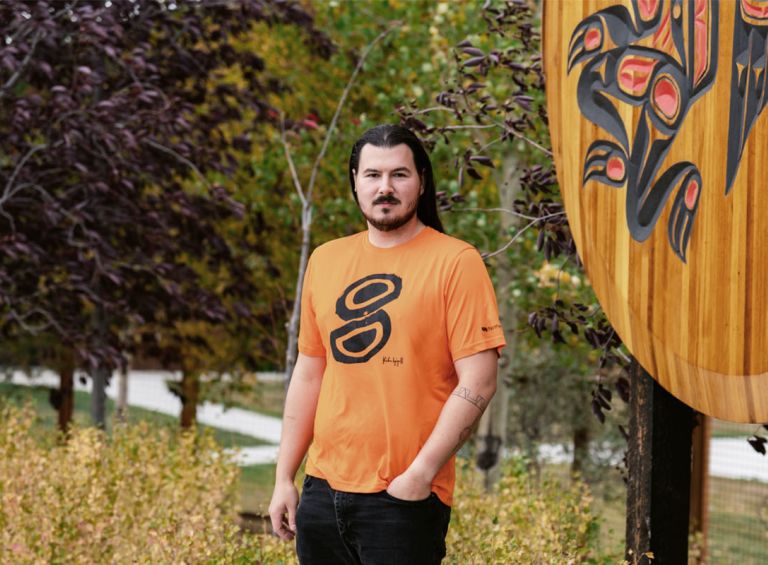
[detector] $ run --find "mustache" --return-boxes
[373,195,400,205]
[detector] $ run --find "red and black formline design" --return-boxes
[725,0,768,194]
[568,0,717,262]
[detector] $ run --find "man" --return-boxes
[269,124,505,564]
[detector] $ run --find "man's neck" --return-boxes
[367,219,425,249]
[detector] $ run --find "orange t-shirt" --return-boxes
[298,227,505,506]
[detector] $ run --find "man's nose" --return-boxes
[377,174,394,193]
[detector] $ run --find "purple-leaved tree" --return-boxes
[0,0,333,429]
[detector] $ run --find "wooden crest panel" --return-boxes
[544,0,768,421]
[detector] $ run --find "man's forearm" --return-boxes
[274,356,324,483]
[406,378,496,483]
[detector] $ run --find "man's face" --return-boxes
[353,143,422,233]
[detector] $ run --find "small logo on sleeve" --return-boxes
[481,324,502,333]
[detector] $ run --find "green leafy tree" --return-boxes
[224,0,492,376]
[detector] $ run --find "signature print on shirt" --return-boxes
[330,273,402,364]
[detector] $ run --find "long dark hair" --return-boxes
[348,124,444,233]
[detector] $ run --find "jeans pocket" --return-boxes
[380,490,436,506]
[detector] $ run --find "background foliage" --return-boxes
[0,0,638,561]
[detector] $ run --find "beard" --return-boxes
[361,196,419,232]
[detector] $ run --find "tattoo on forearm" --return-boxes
[451,386,488,412]
[451,425,474,456]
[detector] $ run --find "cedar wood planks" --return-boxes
[543,0,768,422]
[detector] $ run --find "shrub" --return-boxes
[446,458,608,564]
[0,403,267,563]
[0,403,608,563]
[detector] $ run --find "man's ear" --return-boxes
[351,169,356,191]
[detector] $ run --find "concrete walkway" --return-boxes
[7,370,768,480]
[8,369,281,465]
[539,436,768,484]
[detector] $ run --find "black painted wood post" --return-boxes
[625,360,696,564]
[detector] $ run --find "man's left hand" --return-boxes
[386,469,432,501]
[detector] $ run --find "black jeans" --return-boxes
[295,475,451,565]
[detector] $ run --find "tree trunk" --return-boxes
[116,364,128,423]
[90,303,109,429]
[180,370,199,429]
[281,28,393,389]
[475,386,508,490]
[91,365,109,429]
[88,72,110,430]
[571,425,590,475]
[57,350,75,434]
[475,155,521,489]
[571,379,593,476]
[284,203,312,388]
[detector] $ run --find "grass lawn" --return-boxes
[240,463,278,514]
[711,418,765,439]
[1,381,279,517]
[238,463,311,516]
[0,382,267,448]
[206,375,286,418]
[585,474,627,560]
[708,509,768,564]
[708,476,768,564]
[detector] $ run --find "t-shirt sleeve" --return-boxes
[445,248,506,361]
[298,253,326,357]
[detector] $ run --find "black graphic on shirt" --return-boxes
[330,273,402,364]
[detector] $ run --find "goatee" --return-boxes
[361,201,418,232]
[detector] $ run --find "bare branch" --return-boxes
[616,345,632,364]
[0,207,15,232]
[6,180,90,242]
[441,124,497,131]
[600,328,631,364]
[1,144,47,209]
[6,306,66,336]
[142,138,211,190]
[280,116,307,208]
[306,22,399,202]
[454,206,554,222]
[477,135,504,155]
[481,211,566,260]
[484,116,553,156]
[553,253,573,297]
[284,22,398,384]
[412,106,455,115]
[0,30,43,100]
[441,121,553,157]
[502,125,553,157]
